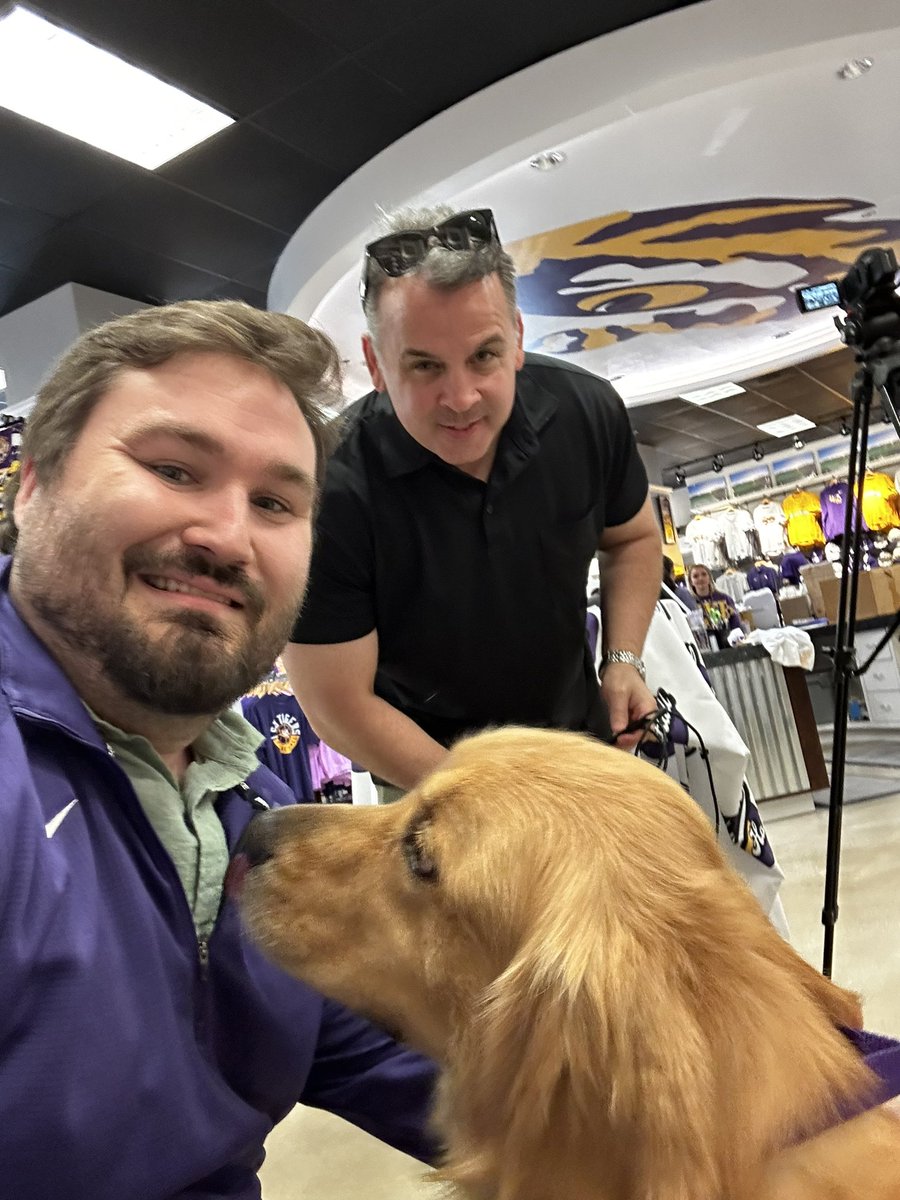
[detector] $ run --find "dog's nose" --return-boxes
[233,811,278,869]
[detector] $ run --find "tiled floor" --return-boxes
[259,787,900,1199]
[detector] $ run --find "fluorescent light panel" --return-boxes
[0,7,233,168]
[756,414,815,437]
[680,382,746,405]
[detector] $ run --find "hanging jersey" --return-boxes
[819,481,850,541]
[782,490,824,548]
[684,513,724,568]
[714,571,748,604]
[779,550,809,586]
[861,472,900,533]
[718,508,756,562]
[752,502,786,557]
[746,563,779,594]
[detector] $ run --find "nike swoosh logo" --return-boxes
[45,798,80,839]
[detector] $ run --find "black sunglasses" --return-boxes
[359,209,500,305]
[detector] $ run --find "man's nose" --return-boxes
[181,488,252,565]
[440,369,480,412]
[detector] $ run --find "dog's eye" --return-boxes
[402,829,438,883]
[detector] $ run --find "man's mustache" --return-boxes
[122,547,265,623]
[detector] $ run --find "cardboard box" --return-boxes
[778,594,812,624]
[800,562,836,619]
[819,569,898,624]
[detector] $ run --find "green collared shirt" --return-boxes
[92,709,264,937]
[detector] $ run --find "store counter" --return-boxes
[802,614,900,727]
[701,642,828,801]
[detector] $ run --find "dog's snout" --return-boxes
[234,811,278,869]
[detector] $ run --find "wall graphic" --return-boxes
[510,198,900,355]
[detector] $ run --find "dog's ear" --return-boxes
[441,887,728,1200]
[440,863,875,1200]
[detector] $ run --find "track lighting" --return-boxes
[712,454,724,473]
[840,419,851,436]
[674,467,686,486]
[752,444,764,462]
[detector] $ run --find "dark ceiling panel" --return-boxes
[0,264,18,316]
[358,0,706,114]
[0,109,144,217]
[159,124,342,235]
[29,0,346,116]
[0,202,59,267]
[252,61,425,176]
[707,392,790,426]
[72,175,286,285]
[265,0,445,54]
[2,226,231,313]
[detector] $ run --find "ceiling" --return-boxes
[629,344,860,480]
[1,0,899,484]
[0,0,703,317]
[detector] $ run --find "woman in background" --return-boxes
[688,564,744,649]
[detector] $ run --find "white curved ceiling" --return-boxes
[269,0,900,406]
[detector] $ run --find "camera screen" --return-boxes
[795,281,841,313]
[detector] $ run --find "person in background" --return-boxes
[688,563,745,649]
[286,204,662,799]
[662,554,699,610]
[0,301,436,1199]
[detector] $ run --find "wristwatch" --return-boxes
[600,649,646,680]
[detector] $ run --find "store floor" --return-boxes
[259,789,900,1200]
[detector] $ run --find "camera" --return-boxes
[795,247,900,349]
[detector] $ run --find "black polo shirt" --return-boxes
[292,353,648,747]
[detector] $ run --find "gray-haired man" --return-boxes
[286,206,661,795]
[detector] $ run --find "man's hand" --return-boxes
[599,661,657,751]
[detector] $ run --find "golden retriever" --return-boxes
[233,727,900,1199]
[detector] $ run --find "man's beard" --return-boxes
[13,511,302,717]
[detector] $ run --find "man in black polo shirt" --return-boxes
[285,205,661,793]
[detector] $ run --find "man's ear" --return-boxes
[12,458,40,524]
[361,334,386,393]
[514,310,525,370]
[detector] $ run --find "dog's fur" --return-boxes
[238,727,900,1199]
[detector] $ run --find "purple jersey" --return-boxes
[819,481,849,541]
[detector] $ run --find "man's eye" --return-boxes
[151,464,192,484]
[473,349,498,363]
[402,830,438,882]
[412,361,439,373]
[253,496,291,515]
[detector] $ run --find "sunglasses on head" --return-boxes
[359,209,500,305]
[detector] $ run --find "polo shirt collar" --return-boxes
[371,366,559,480]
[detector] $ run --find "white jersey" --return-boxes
[719,507,756,562]
[684,513,724,568]
[752,501,786,558]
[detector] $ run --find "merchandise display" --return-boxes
[677,447,900,637]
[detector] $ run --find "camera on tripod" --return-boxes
[796,247,900,351]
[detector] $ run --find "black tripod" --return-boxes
[820,248,900,976]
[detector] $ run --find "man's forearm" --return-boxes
[288,684,447,790]
[597,530,661,656]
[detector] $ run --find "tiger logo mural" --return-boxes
[509,198,900,356]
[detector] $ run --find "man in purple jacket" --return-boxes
[0,300,437,1199]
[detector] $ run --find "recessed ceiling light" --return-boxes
[0,6,234,168]
[757,414,815,437]
[529,150,567,171]
[680,382,746,405]
[837,57,873,80]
